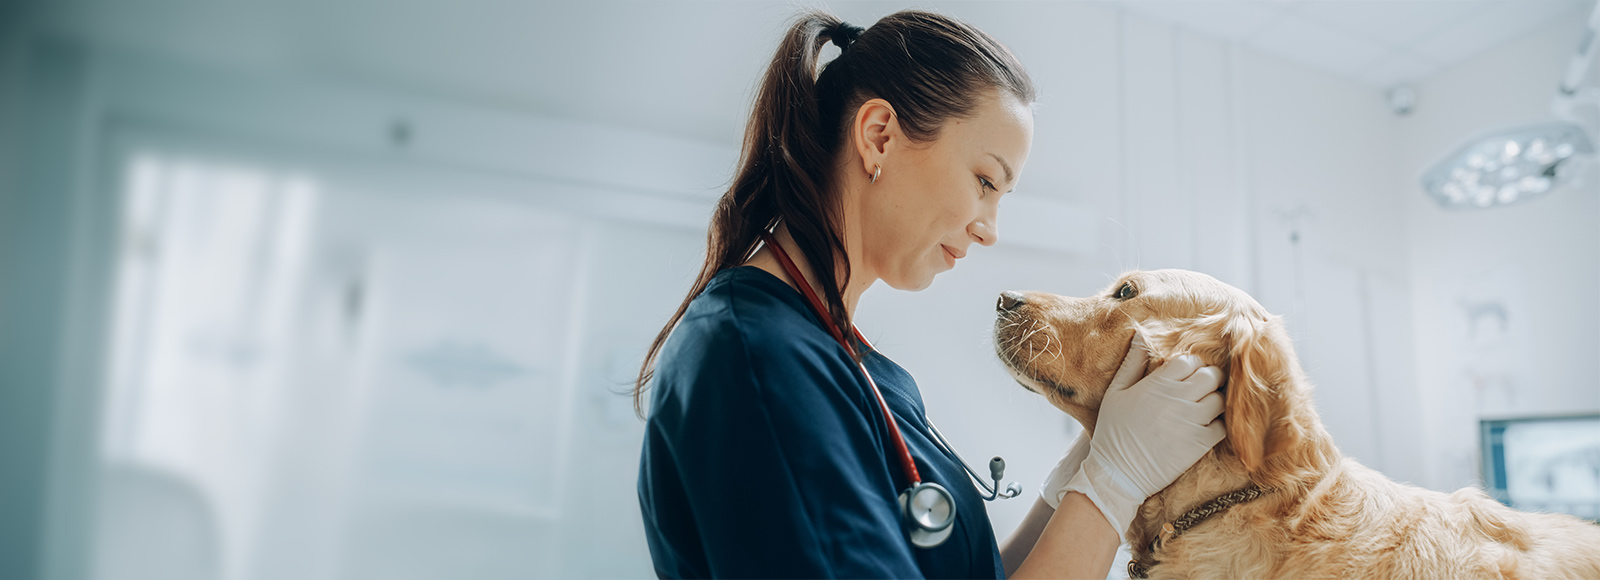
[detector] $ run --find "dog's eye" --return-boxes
[1114,282,1138,300]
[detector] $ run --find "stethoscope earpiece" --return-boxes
[927,422,1023,501]
[990,456,1023,500]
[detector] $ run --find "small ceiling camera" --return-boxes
[1388,87,1416,116]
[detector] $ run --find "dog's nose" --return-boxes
[997,291,1026,312]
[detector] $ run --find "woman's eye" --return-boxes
[1114,282,1137,300]
[978,176,996,193]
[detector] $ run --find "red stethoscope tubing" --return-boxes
[758,233,924,487]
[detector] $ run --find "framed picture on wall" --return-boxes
[1479,414,1600,522]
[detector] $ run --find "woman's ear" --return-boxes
[1223,315,1301,481]
[853,98,896,177]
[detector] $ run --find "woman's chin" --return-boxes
[881,269,937,292]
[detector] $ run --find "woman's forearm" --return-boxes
[1007,491,1120,579]
[998,496,1055,576]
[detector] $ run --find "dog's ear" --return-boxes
[1134,312,1235,375]
[1137,309,1314,485]
[1223,315,1302,480]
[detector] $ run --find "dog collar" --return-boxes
[1128,484,1277,579]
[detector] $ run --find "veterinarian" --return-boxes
[634,9,1226,579]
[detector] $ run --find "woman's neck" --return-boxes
[744,225,874,320]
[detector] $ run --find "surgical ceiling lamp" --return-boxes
[1421,0,1600,210]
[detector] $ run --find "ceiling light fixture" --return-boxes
[1421,1,1600,210]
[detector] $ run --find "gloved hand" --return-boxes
[1063,334,1226,537]
[1039,334,1157,509]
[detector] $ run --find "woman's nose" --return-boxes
[970,219,997,247]
[997,291,1026,312]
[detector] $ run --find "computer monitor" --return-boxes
[1479,414,1600,522]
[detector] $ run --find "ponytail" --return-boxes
[633,9,1035,417]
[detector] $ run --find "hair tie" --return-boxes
[829,22,866,52]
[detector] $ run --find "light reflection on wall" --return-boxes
[98,153,318,580]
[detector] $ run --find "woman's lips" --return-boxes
[942,245,958,268]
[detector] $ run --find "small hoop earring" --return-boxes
[871,165,881,184]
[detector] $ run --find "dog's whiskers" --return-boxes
[1040,328,1060,361]
[1027,326,1051,364]
[1021,320,1051,365]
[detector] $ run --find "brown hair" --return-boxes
[633,9,1036,416]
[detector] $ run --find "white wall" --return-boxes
[0,12,48,580]
[1237,37,1425,487]
[1398,10,1600,493]
[0,31,110,580]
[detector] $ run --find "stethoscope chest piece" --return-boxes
[899,481,956,548]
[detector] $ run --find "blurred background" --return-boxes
[1,1,1598,579]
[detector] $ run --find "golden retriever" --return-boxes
[993,269,1600,579]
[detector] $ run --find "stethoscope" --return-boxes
[759,233,1022,549]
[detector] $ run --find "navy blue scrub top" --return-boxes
[638,266,1004,579]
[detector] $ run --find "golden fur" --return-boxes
[993,269,1600,579]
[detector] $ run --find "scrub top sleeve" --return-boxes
[668,325,923,579]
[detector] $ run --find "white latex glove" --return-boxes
[1063,334,1226,537]
[1039,430,1092,509]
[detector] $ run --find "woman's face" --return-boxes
[857,91,1034,291]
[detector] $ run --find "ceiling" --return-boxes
[25,0,1595,147]
[1119,0,1592,89]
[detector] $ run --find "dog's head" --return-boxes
[993,269,1325,487]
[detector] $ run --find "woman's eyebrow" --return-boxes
[986,152,1015,186]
